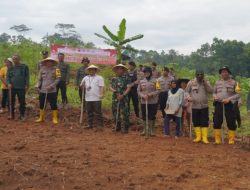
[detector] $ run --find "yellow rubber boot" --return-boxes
[52,110,58,124]
[228,130,236,145]
[214,129,221,145]
[193,127,201,143]
[35,110,45,123]
[201,127,209,144]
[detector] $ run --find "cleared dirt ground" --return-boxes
[0,108,250,190]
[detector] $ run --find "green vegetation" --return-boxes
[0,23,249,136]
[95,18,144,64]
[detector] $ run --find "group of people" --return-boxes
[0,51,247,145]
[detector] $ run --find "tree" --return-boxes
[10,24,32,36]
[95,18,144,64]
[42,23,83,47]
[0,33,11,43]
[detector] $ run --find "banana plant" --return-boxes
[95,18,144,64]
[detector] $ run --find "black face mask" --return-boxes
[146,72,152,81]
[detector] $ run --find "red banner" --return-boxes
[50,45,117,65]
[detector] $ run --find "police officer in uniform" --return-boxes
[186,70,213,144]
[157,67,174,118]
[36,57,61,124]
[138,67,160,136]
[213,66,241,145]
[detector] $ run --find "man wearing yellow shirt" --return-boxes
[0,58,13,113]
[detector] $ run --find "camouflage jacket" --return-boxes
[110,75,132,102]
[75,66,88,86]
[57,62,70,82]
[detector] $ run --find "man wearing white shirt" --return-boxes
[80,65,104,129]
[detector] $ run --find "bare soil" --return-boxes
[0,107,250,190]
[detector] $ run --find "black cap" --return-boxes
[143,66,152,73]
[81,57,90,64]
[128,61,136,67]
[219,66,231,74]
[41,51,48,55]
[195,69,204,75]
[58,52,64,56]
[152,62,157,66]
[163,67,169,72]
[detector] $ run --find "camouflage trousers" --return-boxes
[112,99,130,129]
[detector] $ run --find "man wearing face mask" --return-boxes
[186,70,213,144]
[213,66,241,145]
[137,67,160,136]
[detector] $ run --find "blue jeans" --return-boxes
[164,114,181,137]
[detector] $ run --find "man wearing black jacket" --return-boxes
[7,55,29,120]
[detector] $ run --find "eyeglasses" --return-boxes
[196,74,204,76]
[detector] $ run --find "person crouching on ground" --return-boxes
[164,80,184,139]
[80,65,104,129]
[35,57,61,124]
[138,67,160,137]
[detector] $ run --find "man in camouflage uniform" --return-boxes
[213,66,241,145]
[157,67,174,118]
[56,53,70,109]
[75,57,90,110]
[36,57,61,124]
[37,51,49,72]
[110,64,132,134]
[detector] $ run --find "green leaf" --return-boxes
[94,33,111,41]
[121,45,138,52]
[121,34,144,45]
[103,25,119,41]
[104,40,118,48]
[117,18,126,41]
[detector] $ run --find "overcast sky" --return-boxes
[0,0,250,54]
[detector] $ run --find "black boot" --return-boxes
[112,122,121,132]
[121,126,129,134]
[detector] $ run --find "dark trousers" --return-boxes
[141,103,158,121]
[11,88,26,117]
[213,102,236,131]
[192,108,209,127]
[164,114,181,137]
[1,89,9,109]
[56,81,68,104]
[158,91,168,118]
[128,87,139,117]
[79,87,86,110]
[39,92,57,110]
[86,101,103,127]
[233,102,241,127]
